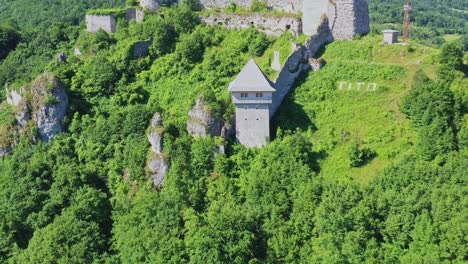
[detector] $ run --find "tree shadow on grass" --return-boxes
[270,70,329,173]
[271,70,316,136]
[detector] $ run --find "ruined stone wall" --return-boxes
[328,0,370,40]
[86,15,116,33]
[199,0,302,12]
[199,0,369,40]
[301,0,328,36]
[140,0,160,12]
[202,13,302,37]
[270,18,333,118]
[126,8,145,22]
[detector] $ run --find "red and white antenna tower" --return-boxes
[403,0,411,42]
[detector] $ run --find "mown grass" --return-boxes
[274,34,440,183]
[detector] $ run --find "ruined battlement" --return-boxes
[199,0,369,40]
[85,14,116,33]
[138,0,369,39]
[202,13,302,37]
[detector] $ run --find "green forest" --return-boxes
[0,0,467,263]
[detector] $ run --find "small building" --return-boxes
[383,29,399,44]
[86,15,116,33]
[229,59,276,148]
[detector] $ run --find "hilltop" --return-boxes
[0,0,466,263]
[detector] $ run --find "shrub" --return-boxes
[348,143,375,167]
[250,0,269,12]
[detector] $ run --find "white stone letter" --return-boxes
[356,82,365,91]
[339,82,347,90]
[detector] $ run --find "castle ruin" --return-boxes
[224,0,370,148]
[85,15,116,33]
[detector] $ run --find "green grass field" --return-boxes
[274,35,440,183]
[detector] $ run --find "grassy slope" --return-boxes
[275,34,439,183]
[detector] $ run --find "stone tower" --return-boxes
[229,59,275,148]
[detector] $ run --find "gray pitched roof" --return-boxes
[228,59,276,92]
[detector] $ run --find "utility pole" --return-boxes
[403,0,411,42]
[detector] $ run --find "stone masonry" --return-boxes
[86,15,116,33]
[198,0,302,12]
[202,13,302,37]
[229,59,275,148]
[126,8,145,22]
[140,0,160,12]
[199,0,369,40]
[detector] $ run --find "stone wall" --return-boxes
[140,0,160,12]
[126,8,145,22]
[304,17,333,57]
[270,18,333,118]
[199,0,302,12]
[301,0,328,36]
[235,104,270,148]
[202,13,302,37]
[328,0,370,40]
[199,0,369,40]
[86,15,116,33]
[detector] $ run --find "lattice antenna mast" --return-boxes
[403,0,411,42]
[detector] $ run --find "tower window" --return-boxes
[241,92,248,98]
[256,93,263,97]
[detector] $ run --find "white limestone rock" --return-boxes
[30,73,68,142]
[148,112,164,154]
[187,96,223,138]
[147,152,169,187]
[1,73,68,156]
[147,112,169,187]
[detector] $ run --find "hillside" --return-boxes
[0,0,467,263]
[368,0,467,46]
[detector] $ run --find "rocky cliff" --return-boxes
[0,73,68,156]
[147,112,169,187]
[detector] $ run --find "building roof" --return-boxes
[228,59,276,92]
[382,29,399,33]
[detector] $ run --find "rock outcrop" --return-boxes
[202,13,302,37]
[147,112,169,187]
[187,96,223,138]
[0,73,68,156]
[30,74,68,142]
